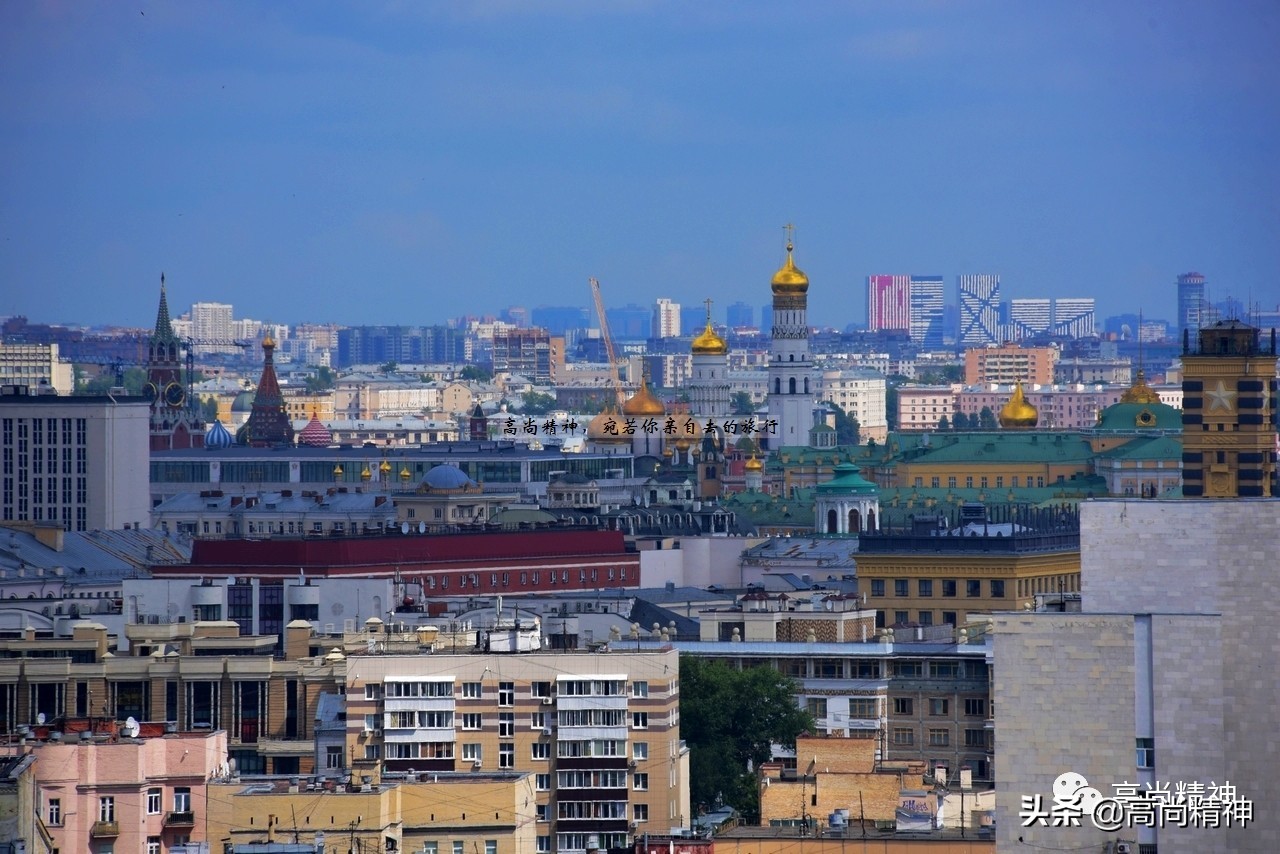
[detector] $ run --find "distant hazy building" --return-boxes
[725,301,754,329]
[335,325,467,368]
[957,274,1001,345]
[0,342,73,394]
[963,344,1058,386]
[1176,271,1208,342]
[652,298,681,339]
[908,275,946,348]
[491,327,563,384]
[605,304,651,340]
[188,301,237,354]
[530,306,590,336]
[1052,297,1096,339]
[866,275,911,333]
[1007,298,1052,340]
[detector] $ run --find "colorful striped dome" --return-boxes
[297,413,332,447]
[205,419,234,449]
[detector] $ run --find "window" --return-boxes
[462,743,482,762]
[147,788,161,814]
[893,698,913,715]
[633,803,649,822]
[531,712,547,729]
[848,698,877,718]
[929,698,949,716]
[942,611,957,626]
[499,712,515,737]
[364,714,381,733]
[99,796,115,822]
[633,773,649,790]
[485,841,497,854]
[536,804,549,822]
[537,836,550,853]
[941,580,957,597]
[894,579,909,597]
[531,742,550,760]
[632,681,649,698]
[462,682,482,699]
[47,798,61,826]
[928,728,950,746]
[462,713,482,730]
[918,580,933,597]
[919,611,933,626]
[364,683,383,700]
[893,661,922,677]
[964,698,987,717]
[536,773,551,791]
[894,610,909,625]
[633,742,649,760]
[423,845,438,854]
[966,580,982,598]
[499,682,514,706]
[326,746,342,768]
[531,681,552,699]
[1136,738,1154,769]
[147,838,162,854]
[892,727,914,745]
[454,843,465,854]
[499,743,514,769]
[990,580,1006,598]
[964,728,989,747]
[632,712,649,729]
[930,661,960,678]
[870,579,885,597]
[174,787,191,813]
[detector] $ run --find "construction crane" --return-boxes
[183,337,253,419]
[588,277,627,409]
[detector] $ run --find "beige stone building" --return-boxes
[341,646,688,854]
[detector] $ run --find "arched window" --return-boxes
[774,378,781,394]
[827,508,838,534]
[804,377,809,394]
[789,378,797,394]
[849,508,862,532]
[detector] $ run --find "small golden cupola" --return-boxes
[691,299,728,356]
[998,380,1039,429]
[1120,369,1162,404]
[622,368,666,418]
[770,237,809,297]
[744,454,764,473]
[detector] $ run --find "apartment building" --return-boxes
[342,645,688,854]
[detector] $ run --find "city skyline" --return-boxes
[2,3,1278,328]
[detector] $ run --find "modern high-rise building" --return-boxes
[652,299,680,339]
[866,275,911,333]
[957,275,1001,345]
[1180,319,1278,498]
[725,301,755,329]
[908,275,946,348]
[766,236,816,449]
[1177,271,1208,342]
[1052,297,1096,339]
[189,301,237,354]
[530,306,590,337]
[1007,298,1052,341]
[492,328,563,384]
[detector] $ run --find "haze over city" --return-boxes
[2,1,1278,328]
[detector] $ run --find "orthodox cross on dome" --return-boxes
[704,298,713,324]
[783,222,795,251]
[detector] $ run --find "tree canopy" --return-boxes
[730,391,756,416]
[827,402,861,445]
[459,365,492,382]
[679,655,814,821]
[518,391,558,416]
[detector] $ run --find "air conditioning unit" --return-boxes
[630,821,638,830]
[629,759,637,768]
[1114,844,1133,854]
[472,759,483,768]
[541,697,553,705]
[541,726,553,735]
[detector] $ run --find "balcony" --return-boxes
[90,821,121,837]
[165,811,196,827]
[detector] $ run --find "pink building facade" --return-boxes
[29,724,226,854]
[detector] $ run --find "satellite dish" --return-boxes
[417,521,426,534]
[400,522,410,535]
[124,716,139,737]
[37,712,46,725]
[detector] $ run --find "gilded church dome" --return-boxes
[1119,369,1162,404]
[691,321,728,356]
[998,381,1039,429]
[622,381,666,418]
[744,454,764,472]
[770,241,809,296]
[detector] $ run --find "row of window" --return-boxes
[871,578,1006,598]
[893,697,988,717]
[911,475,1047,489]
[891,727,992,747]
[69,787,192,824]
[366,679,652,702]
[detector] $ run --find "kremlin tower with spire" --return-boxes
[145,273,204,451]
[238,330,294,447]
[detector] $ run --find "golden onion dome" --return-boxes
[744,454,764,472]
[587,408,630,442]
[360,465,372,481]
[998,381,1039,429]
[379,459,392,474]
[691,321,728,356]
[262,331,276,349]
[770,241,809,296]
[622,382,666,418]
[1119,369,1162,404]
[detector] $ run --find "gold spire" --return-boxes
[691,298,728,356]
[770,224,809,296]
[998,380,1039,429]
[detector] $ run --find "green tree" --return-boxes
[827,402,860,445]
[77,366,147,396]
[518,391,558,416]
[680,655,814,821]
[305,365,336,393]
[730,391,756,416]
[978,406,998,431]
[936,414,951,431]
[459,365,493,382]
[378,361,399,374]
[199,396,219,422]
[953,411,971,431]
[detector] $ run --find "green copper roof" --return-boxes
[1095,401,1182,432]
[816,462,879,494]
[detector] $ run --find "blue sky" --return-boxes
[2,1,1278,330]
